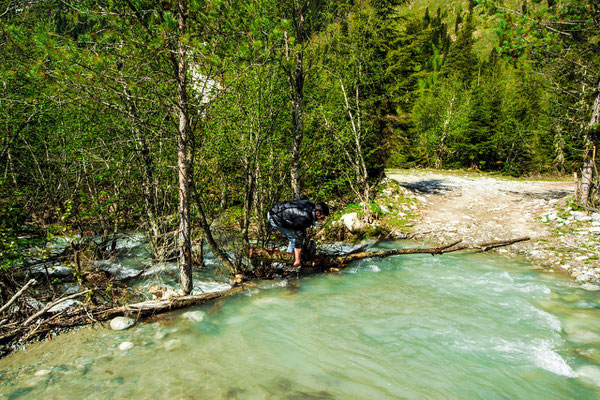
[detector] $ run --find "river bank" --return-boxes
[385,169,600,284]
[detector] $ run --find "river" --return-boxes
[2,240,600,399]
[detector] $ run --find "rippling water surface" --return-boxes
[2,241,600,399]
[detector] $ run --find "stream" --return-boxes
[2,240,600,399]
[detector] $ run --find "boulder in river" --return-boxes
[110,316,135,331]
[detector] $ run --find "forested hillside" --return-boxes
[1,0,598,280]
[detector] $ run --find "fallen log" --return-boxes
[47,286,245,327]
[0,286,246,348]
[248,237,530,277]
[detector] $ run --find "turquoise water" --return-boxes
[2,242,600,399]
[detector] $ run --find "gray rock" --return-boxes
[24,297,45,311]
[61,283,82,295]
[94,260,141,280]
[592,212,600,221]
[575,215,592,222]
[29,264,73,279]
[589,227,600,234]
[340,212,365,233]
[48,299,81,313]
[110,316,135,331]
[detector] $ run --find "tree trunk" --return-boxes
[579,84,599,206]
[176,0,193,295]
[285,4,305,200]
[290,50,303,199]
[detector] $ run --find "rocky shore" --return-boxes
[384,170,600,285]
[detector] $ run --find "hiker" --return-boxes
[268,198,330,268]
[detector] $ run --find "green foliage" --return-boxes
[1,0,597,265]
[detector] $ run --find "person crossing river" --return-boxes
[268,198,330,268]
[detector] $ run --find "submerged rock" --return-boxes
[568,329,600,344]
[581,283,600,292]
[164,339,182,351]
[34,369,51,377]
[183,310,206,323]
[110,316,135,331]
[577,365,600,387]
[577,348,600,364]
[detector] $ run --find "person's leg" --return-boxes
[268,216,295,252]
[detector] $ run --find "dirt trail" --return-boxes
[387,170,600,283]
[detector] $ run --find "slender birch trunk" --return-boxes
[176,0,193,294]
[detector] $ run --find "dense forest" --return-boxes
[0,0,599,289]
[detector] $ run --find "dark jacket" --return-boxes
[269,200,316,249]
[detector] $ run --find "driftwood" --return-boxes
[22,290,91,326]
[0,286,245,349]
[58,286,245,326]
[0,278,37,315]
[248,237,530,276]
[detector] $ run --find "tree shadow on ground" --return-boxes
[401,179,456,195]
[500,189,573,200]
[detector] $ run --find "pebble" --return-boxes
[118,341,134,351]
[110,316,135,331]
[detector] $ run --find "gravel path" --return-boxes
[387,170,600,284]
